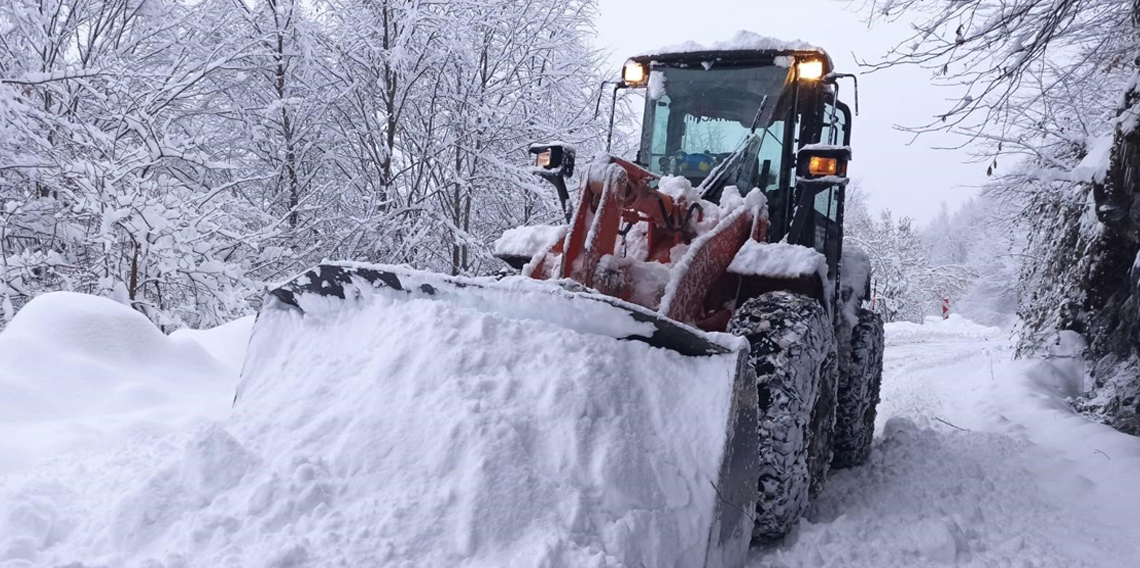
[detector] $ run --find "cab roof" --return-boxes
[631,31,833,74]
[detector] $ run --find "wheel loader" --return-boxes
[246,38,885,568]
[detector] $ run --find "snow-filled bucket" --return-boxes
[235,263,758,568]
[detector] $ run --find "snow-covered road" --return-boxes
[753,317,1140,568]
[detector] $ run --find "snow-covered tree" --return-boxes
[423,0,607,275]
[844,185,975,323]
[923,197,1022,327]
[0,0,269,329]
[856,0,1140,432]
[0,0,609,328]
[308,0,606,275]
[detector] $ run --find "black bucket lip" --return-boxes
[266,262,742,358]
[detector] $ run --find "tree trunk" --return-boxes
[269,0,300,228]
[380,1,396,212]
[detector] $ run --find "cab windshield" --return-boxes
[637,63,792,188]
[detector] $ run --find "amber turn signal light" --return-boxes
[808,156,839,176]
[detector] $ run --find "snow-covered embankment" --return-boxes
[1,281,747,568]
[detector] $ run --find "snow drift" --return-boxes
[883,314,1003,344]
[0,292,235,474]
[0,272,755,567]
[169,316,255,378]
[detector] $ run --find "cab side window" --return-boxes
[822,100,849,146]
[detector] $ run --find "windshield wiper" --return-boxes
[749,95,770,134]
[697,133,762,204]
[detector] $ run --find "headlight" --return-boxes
[623,60,648,87]
[535,150,553,168]
[797,59,825,81]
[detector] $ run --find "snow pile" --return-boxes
[170,316,255,377]
[883,314,1003,344]
[0,292,236,474]
[224,286,742,567]
[0,278,746,567]
[646,31,819,58]
[727,241,827,281]
[657,175,702,205]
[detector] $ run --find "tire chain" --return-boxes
[727,291,839,542]
[832,308,885,469]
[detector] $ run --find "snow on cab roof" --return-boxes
[637,30,823,59]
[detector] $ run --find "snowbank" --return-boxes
[169,315,255,377]
[1,278,749,567]
[223,286,743,567]
[966,333,1140,538]
[0,292,236,473]
[884,314,1004,344]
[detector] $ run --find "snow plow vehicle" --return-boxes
[241,35,884,568]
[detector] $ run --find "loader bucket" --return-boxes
[241,262,759,568]
[267,263,733,357]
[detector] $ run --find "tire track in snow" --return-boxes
[749,320,1140,568]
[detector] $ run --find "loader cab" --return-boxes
[626,49,854,279]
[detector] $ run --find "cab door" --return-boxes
[789,96,852,281]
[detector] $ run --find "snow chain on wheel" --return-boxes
[832,307,885,469]
[727,291,839,542]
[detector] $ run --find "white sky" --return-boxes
[594,0,985,223]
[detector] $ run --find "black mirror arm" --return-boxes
[827,73,859,116]
[606,82,622,152]
[546,175,572,223]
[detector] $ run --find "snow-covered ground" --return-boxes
[0,287,748,568]
[1,295,1138,568]
[753,315,1140,568]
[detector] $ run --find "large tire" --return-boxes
[727,291,839,542]
[831,307,885,469]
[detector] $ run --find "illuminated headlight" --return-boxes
[797,59,825,81]
[535,150,553,168]
[623,60,648,86]
[528,143,573,176]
